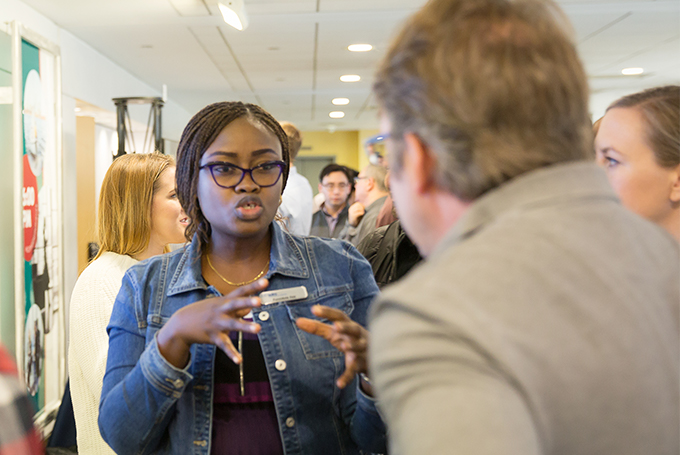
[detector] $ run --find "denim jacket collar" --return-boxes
[167,223,309,296]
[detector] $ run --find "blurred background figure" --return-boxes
[341,164,389,246]
[311,164,353,238]
[357,218,421,289]
[0,342,43,455]
[595,85,680,241]
[69,153,187,454]
[358,167,421,289]
[278,121,314,235]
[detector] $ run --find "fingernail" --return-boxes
[258,278,267,286]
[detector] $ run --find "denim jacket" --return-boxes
[99,223,386,455]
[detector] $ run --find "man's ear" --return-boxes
[403,132,436,194]
[318,183,324,194]
[669,164,680,204]
[365,177,376,192]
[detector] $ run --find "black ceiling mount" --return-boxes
[112,96,164,159]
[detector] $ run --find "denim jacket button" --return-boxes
[275,359,287,371]
[285,417,295,428]
[173,379,184,388]
[258,311,270,321]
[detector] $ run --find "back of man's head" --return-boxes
[373,0,592,201]
[280,121,302,160]
[363,164,389,194]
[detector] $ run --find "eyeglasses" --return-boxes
[321,182,351,190]
[354,176,368,184]
[199,161,286,189]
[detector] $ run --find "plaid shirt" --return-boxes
[0,344,43,454]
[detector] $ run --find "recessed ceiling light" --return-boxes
[74,107,81,112]
[340,75,361,83]
[332,98,350,105]
[621,67,644,75]
[348,44,373,52]
[329,111,345,119]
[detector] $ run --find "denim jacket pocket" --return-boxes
[145,313,171,344]
[286,291,354,360]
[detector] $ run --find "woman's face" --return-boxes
[595,107,679,225]
[149,166,189,248]
[197,116,284,241]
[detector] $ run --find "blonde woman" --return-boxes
[595,85,680,241]
[68,153,188,454]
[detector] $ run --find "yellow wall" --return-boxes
[299,128,380,172]
[299,130,359,170]
[358,129,380,170]
[76,116,97,274]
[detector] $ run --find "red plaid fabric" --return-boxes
[0,344,43,454]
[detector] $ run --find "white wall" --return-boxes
[1,0,191,140]
[0,0,192,350]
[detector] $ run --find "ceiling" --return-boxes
[19,0,680,131]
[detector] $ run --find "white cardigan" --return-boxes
[68,252,138,455]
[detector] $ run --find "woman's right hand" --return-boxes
[157,278,269,368]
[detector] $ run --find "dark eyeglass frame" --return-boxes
[199,160,286,189]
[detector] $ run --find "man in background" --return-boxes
[368,0,680,454]
[310,164,353,238]
[341,164,389,246]
[278,122,313,236]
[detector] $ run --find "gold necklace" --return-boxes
[206,254,268,287]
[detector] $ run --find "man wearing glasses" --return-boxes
[341,164,389,246]
[310,164,353,239]
[368,0,679,454]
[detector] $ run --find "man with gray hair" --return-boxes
[341,164,389,246]
[368,1,680,454]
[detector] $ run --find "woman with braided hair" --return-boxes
[99,102,386,455]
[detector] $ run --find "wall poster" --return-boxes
[11,22,64,429]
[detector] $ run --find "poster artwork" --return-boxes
[21,39,60,410]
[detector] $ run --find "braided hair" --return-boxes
[176,101,290,253]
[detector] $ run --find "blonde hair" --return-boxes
[95,153,175,260]
[373,0,592,201]
[607,85,680,168]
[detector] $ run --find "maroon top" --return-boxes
[211,326,284,455]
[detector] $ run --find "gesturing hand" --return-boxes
[295,305,369,390]
[158,279,269,368]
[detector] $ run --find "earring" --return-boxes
[279,196,283,205]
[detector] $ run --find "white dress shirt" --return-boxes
[278,165,313,236]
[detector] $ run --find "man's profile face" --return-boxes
[319,171,351,211]
[380,114,420,249]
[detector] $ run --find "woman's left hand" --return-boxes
[296,305,369,390]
